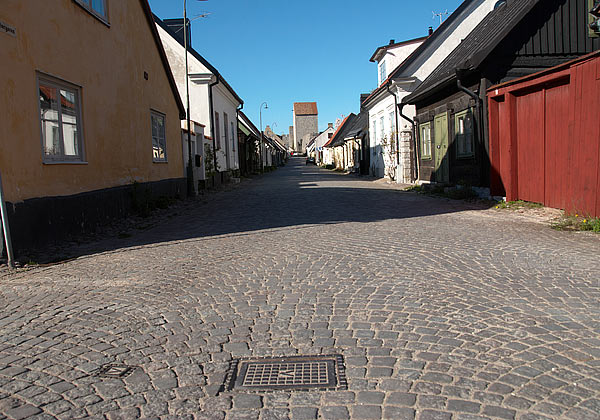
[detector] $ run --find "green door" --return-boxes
[434,113,449,183]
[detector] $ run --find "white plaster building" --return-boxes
[311,123,335,165]
[155,17,243,189]
[363,0,497,182]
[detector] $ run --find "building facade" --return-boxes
[292,102,318,153]
[0,0,185,253]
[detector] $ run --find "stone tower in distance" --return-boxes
[292,102,318,153]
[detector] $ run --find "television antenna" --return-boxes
[432,10,448,26]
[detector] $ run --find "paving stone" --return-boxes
[285,406,318,420]
[352,405,382,419]
[233,394,262,410]
[447,399,480,413]
[383,406,415,419]
[320,406,349,420]
[0,161,598,420]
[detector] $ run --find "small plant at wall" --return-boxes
[551,213,600,233]
[379,133,398,180]
[204,143,219,177]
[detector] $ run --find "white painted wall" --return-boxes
[157,24,242,179]
[366,0,497,181]
[377,41,422,85]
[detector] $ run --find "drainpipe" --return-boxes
[397,103,418,181]
[236,103,243,175]
[208,75,220,180]
[456,69,484,184]
[386,84,400,171]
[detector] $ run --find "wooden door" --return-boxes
[434,113,449,183]
[516,91,545,204]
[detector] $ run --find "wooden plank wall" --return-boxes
[489,54,600,217]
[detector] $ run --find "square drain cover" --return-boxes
[95,364,136,378]
[226,354,346,392]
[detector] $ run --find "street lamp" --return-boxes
[183,0,209,196]
[259,102,268,171]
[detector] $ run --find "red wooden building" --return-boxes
[488,50,600,217]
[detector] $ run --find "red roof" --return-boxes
[294,102,318,116]
[323,116,350,148]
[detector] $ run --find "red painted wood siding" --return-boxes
[488,52,600,218]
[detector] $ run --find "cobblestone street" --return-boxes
[0,158,599,420]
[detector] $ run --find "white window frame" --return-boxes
[379,61,387,84]
[74,0,109,25]
[151,110,168,163]
[455,109,474,158]
[420,122,432,160]
[37,74,85,164]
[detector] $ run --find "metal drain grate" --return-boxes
[95,364,136,378]
[226,354,346,392]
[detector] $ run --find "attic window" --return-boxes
[379,61,387,84]
[74,0,109,24]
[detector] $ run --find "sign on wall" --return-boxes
[0,20,16,37]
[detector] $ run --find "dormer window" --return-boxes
[379,61,387,84]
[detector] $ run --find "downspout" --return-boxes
[456,69,484,184]
[397,102,418,181]
[236,103,243,174]
[209,74,220,179]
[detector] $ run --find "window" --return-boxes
[214,112,221,149]
[379,61,387,84]
[231,122,235,152]
[455,109,474,157]
[371,120,377,156]
[38,75,84,163]
[151,110,167,162]
[379,116,385,142]
[75,0,108,22]
[420,122,432,159]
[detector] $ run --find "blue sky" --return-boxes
[149,0,464,134]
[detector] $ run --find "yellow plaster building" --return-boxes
[0,0,186,253]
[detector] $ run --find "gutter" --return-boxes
[236,102,243,171]
[209,74,220,176]
[397,103,418,181]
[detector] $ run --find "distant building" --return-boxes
[293,102,318,152]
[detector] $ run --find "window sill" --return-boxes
[43,161,88,165]
[152,160,169,164]
[456,154,474,159]
[421,157,432,161]
[73,0,110,28]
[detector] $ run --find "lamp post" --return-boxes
[183,0,194,196]
[259,102,268,171]
[182,0,208,196]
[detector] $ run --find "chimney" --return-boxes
[164,18,192,47]
[428,26,433,36]
[389,39,395,45]
[360,93,370,105]
[328,123,333,129]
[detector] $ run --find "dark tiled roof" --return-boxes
[362,0,482,109]
[325,114,357,148]
[294,102,318,116]
[404,0,540,104]
[369,36,429,62]
[344,110,368,140]
[141,1,186,119]
[154,15,244,106]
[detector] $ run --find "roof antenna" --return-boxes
[432,10,448,26]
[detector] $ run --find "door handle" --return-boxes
[436,145,441,149]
